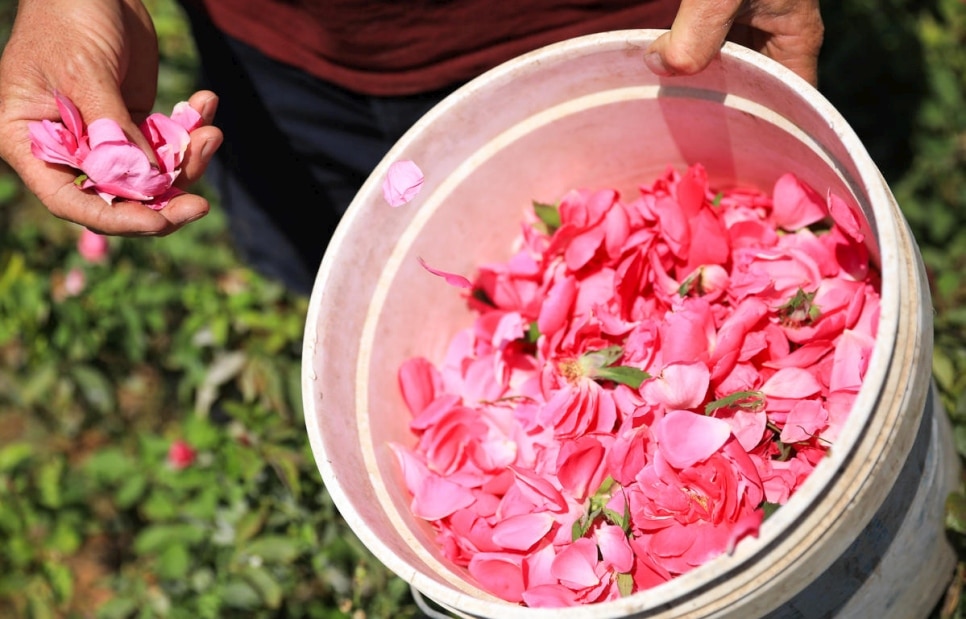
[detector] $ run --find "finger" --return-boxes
[188,90,219,126]
[44,180,177,236]
[177,126,223,187]
[738,2,824,88]
[32,161,210,236]
[152,193,211,236]
[73,82,159,166]
[645,0,745,76]
[175,91,223,187]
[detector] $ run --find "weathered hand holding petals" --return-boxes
[28,93,201,209]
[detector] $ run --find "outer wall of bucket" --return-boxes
[301,30,960,618]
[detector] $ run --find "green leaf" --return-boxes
[234,508,268,545]
[47,520,82,556]
[705,390,766,415]
[134,524,205,555]
[156,543,192,580]
[761,502,782,520]
[946,491,966,535]
[263,446,302,499]
[242,536,301,565]
[0,174,20,205]
[97,597,140,619]
[602,507,626,530]
[532,200,561,233]
[616,572,634,597]
[241,566,283,609]
[36,457,65,509]
[69,364,116,414]
[0,442,33,472]
[141,490,180,521]
[593,365,649,389]
[220,578,262,610]
[43,561,74,604]
[678,273,697,296]
[526,321,541,344]
[82,448,134,485]
[571,519,585,542]
[115,473,148,509]
[581,345,623,369]
[936,348,958,395]
[953,426,966,459]
[776,288,820,327]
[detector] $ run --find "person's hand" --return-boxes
[0,0,223,236]
[645,0,824,88]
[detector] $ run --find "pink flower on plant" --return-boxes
[63,268,86,297]
[167,439,196,470]
[29,93,202,209]
[77,227,109,263]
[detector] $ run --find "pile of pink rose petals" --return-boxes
[29,93,202,209]
[392,164,879,607]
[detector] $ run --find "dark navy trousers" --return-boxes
[182,5,459,295]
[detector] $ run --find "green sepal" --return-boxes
[532,200,561,234]
[705,390,766,415]
[593,365,649,389]
[616,572,634,597]
[526,321,541,344]
[761,501,781,520]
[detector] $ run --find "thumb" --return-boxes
[71,85,159,166]
[645,0,744,76]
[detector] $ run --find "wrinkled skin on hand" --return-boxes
[0,0,223,236]
[646,0,824,88]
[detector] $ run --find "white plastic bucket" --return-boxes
[301,30,959,618]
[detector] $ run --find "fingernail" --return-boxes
[200,94,218,121]
[200,137,217,161]
[644,51,673,77]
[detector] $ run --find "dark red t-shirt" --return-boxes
[196,1,680,96]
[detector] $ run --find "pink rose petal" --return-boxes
[491,512,555,551]
[417,257,473,289]
[655,410,731,469]
[383,159,424,207]
[550,538,600,588]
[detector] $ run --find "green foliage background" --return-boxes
[0,0,964,617]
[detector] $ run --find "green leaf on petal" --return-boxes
[617,572,634,597]
[602,508,626,531]
[761,501,782,520]
[526,321,541,344]
[579,346,649,388]
[678,273,696,297]
[571,519,585,542]
[594,365,650,389]
[705,390,766,415]
[532,200,561,234]
[777,288,821,327]
[581,345,623,369]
